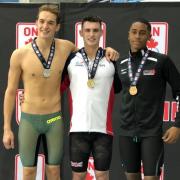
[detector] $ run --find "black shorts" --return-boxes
[119,136,164,176]
[69,132,113,172]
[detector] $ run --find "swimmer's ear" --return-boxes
[79,28,83,37]
[56,24,60,32]
[35,19,38,27]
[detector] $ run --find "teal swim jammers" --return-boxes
[18,111,64,167]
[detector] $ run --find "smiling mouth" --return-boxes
[88,39,95,41]
[133,41,141,44]
[132,42,142,47]
[42,31,49,33]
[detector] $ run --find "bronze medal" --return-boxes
[87,79,95,88]
[129,86,137,95]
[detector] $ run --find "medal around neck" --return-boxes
[129,86,137,95]
[32,38,55,79]
[43,69,50,78]
[128,50,149,96]
[80,48,103,89]
[87,79,95,88]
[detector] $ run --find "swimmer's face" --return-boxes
[36,10,60,39]
[128,22,151,52]
[80,21,102,48]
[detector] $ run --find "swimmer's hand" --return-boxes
[3,129,15,149]
[105,47,120,61]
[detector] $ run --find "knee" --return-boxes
[23,167,36,178]
[125,172,141,180]
[72,172,86,180]
[46,165,60,177]
[144,176,159,180]
[95,170,109,180]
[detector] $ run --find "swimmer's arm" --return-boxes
[3,49,22,149]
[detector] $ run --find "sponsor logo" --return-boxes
[71,161,83,167]
[75,61,84,66]
[47,115,61,124]
[147,22,168,54]
[75,22,106,49]
[16,22,37,48]
[143,69,156,76]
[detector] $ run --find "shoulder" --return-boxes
[55,38,76,51]
[9,49,22,67]
[13,43,32,56]
[10,43,32,65]
[55,38,73,44]
[66,50,80,65]
[115,56,129,67]
[149,50,169,61]
[148,50,176,70]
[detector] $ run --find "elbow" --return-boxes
[5,88,17,98]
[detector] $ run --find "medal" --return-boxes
[43,69,50,78]
[80,47,104,89]
[129,86,138,95]
[87,79,95,88]
[32,38,55,79]
[128,50,149,96]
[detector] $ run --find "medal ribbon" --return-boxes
[128,50,149,86]
[32,37,55,70]
[80,47,104,79]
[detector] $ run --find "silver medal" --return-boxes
[43,69,50,78]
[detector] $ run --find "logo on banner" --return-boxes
[86,157,96,180]
[147,22,168,54]
[163,101,178,122]
[15,154,45,180]
[75,22,106,49]
[16,22,37,48]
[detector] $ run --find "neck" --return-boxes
[130,48,139,53]
[131,46,147,53]
[84,45,99,60]
[36,37,54,50]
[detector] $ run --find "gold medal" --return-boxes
[87,79,95,88]
[129,86,137,95]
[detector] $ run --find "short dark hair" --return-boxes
[81,16,102,27]
[130,18,151,32]
[37,4,60,24]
